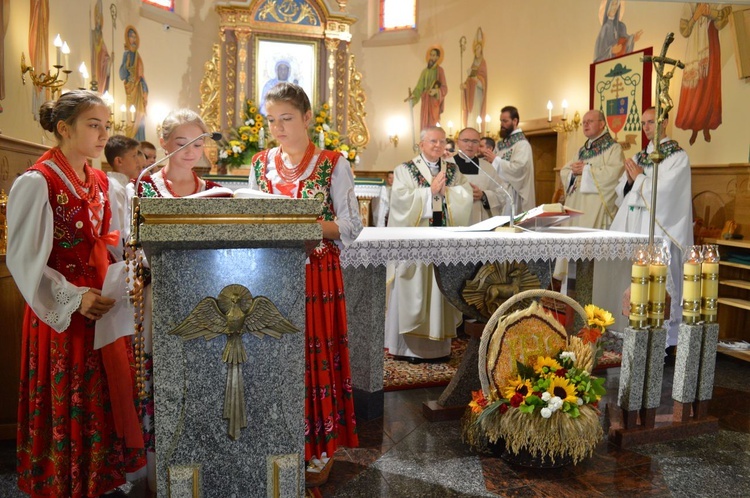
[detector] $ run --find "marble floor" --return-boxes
[0,356,748,497]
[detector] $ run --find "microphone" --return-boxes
[128,131,223,246]
[457,149,516,229]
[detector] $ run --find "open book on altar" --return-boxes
[443,203,583,232]
[183,187,288,199]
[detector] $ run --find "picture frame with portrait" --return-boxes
[255,37,318,115]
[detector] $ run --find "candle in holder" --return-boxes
[629,245,649,328]
[546,100,553,122]
[682,245,702,324]
[61,42,70,69]
[129,105,136,123]
[700,244,720,323]
[119,104,127,123]
[318,130,325,148]
[259,127,265,149]
[648,246,668,328]
[53,34,63,66]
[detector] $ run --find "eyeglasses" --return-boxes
[459,139,480,144]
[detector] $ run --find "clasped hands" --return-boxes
[624,158,644,185]
[431,171,447,197]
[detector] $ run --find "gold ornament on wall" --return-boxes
[347,54,369,149]
[257,0,319,25]
[169,284,299,440]
[199,43,221,165]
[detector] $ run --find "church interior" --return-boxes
[1,0,750,497]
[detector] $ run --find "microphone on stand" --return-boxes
[128,131,223,247]
[457,150,517,230]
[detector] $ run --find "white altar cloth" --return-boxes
[340,226,656,268]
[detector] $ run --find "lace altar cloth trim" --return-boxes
[339,226,657,268]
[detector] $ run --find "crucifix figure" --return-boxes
[642,33,685,164]
[640,32,684,247]
[170,284,299,440]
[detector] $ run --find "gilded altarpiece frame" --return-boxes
[201,0,369,166]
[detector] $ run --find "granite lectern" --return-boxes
[138,198,321,498]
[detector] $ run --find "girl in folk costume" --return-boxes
[7,90,144,497]
[131,108,225,198]
[249,82,362,467]
[127,108,227,493]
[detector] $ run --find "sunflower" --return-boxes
[547,376,578,403]
[534,356,562,375]
[585,304,614,330]
[503,375,533,400]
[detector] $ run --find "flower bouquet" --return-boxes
[311,103,359,166]
[463,291,613,466]
[217,99,266,171]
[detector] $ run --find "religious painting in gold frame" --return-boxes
[589,47,652,151]
[255,37,318,115]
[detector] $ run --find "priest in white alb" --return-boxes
[610,107,693,346]
[481,105,536,212]
[384,126,473,362]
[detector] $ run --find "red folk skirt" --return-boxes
[304,249,359,461]
[17,309,144,497]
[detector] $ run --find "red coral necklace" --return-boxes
[53,148,103,232]
[275,141,315,183]
[163,169,200,197]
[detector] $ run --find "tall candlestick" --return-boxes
[630,263,649,328]
[700,244,720,323]
[54,34,63,66]
[648,246,668,328]
[682,245,702,324]
[546,100,553,122]
[648,263,667,327]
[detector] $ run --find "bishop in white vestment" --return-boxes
[384,127,473,361]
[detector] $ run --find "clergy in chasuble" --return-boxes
[384,127,472,361]
[560,110,625,230]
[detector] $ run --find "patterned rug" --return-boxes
[383,339,621,392]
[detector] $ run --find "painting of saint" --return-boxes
[90,0,110,92]
[119,25,148,140]
[594,0,643,62]
[675,3,732,145]
[406,45,447,131]
[462,28,487,132]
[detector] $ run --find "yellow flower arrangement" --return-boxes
[217,99,266,170]
[310,103,360,166]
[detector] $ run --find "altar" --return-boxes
[339,226,657,419]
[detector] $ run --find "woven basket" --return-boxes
[478,289,586,399]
